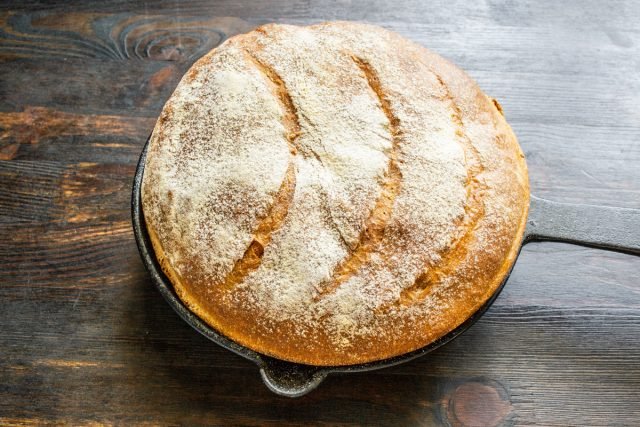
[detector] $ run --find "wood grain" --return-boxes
[0,1,639,426]
[0,12,251,61]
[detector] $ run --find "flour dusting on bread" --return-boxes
[141,22,529,365]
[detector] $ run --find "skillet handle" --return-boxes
[258,356,328,398]
[524,195,640,255]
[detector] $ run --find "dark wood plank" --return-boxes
[0,109,154,163]
[0,12,252,61]
[0,59,184,115]
[0,1,639,426]
[2,0,638,31]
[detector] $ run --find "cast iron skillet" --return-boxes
[132,137,640,397]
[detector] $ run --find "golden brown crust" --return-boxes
[141,22,530,366]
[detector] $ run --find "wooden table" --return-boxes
[1,1,639,425]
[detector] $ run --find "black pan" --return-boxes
[131,137,640,397]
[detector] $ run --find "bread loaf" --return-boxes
[141,22,529,365]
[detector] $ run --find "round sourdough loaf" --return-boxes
[141,22,529,365]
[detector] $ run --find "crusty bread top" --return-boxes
[141,22,529,365]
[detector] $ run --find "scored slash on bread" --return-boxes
[141,22,529,365]
[313,56,403,301]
